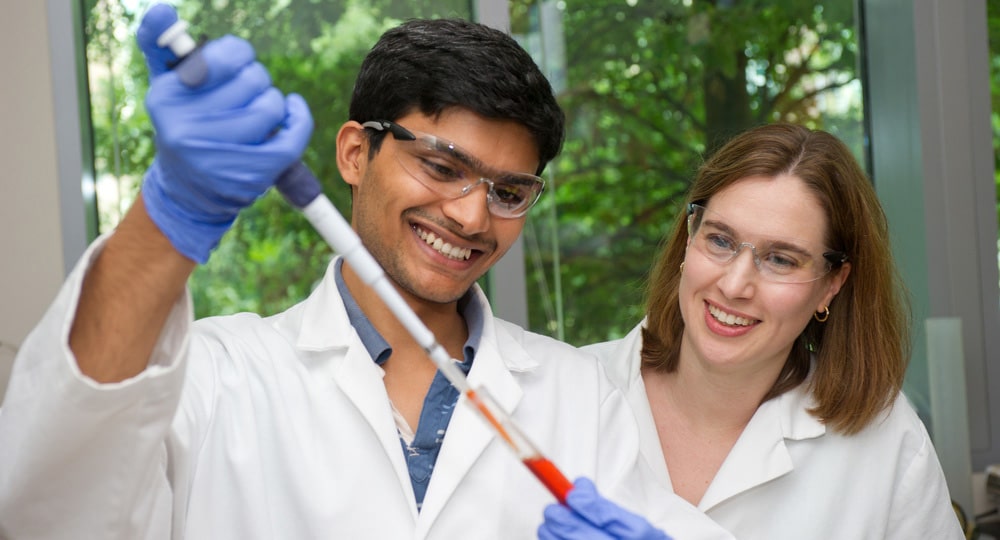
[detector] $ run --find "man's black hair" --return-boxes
[349,18,565,175]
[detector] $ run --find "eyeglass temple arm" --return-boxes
[360,120,417,141]
[823,251,849,266]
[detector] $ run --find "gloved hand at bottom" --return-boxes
[538,478,672,540]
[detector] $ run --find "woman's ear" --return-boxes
[337,121,368,188]
[820,262,851,310]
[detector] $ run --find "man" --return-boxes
[0,4,730,539]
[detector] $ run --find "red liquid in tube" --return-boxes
[523,456,573,504]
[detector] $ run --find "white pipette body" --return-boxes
[298,193,472,391]
[297,188,572,502]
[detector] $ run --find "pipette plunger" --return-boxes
[156,18,208,87]
[156,20,197,57]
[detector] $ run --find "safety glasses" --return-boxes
[687,203,848,284]
[362,120,545,218]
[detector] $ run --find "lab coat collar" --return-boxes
[288,254,532,372]
[601,321,827,512]
[274,256,535,531]
[284,257,536,371]
[282,257,358,351]
[598,322,675,492]
[699,368,825,511]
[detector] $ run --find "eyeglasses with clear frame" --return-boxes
[686,203,848,284]
[361,120,546,218]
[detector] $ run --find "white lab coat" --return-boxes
[586,322,965,540]
[0,239,735,540]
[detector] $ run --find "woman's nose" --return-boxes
[717,247,759,297]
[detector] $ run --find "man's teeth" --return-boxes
[418,229,472,260]
[708,304,754,326]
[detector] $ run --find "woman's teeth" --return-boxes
[708,304,754,326]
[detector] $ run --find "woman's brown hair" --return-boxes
[640,123,911,435]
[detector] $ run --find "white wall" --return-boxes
[0,1,72,400]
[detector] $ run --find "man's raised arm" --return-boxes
[69,4,313,382]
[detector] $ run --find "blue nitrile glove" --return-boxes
[135,3,179,79]
[135,5,313,263]
[537,478,672,540]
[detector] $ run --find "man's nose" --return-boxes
[442,179,492,233]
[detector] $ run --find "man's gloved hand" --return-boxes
[135,3,179,79]
[538,478,673,540]
[135,4,313,263]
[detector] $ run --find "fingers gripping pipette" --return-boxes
[157,18,575,504]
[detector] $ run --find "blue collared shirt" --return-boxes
[334,259,483,511]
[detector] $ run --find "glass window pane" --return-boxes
[989,0,1000,287]
[511,0,866,344]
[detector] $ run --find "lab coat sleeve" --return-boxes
[884,420,966,540]
[0,235,192,540]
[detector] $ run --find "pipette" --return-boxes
[156,15,574,504]
[278,164,574,503]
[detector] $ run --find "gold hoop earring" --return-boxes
[680,261,685,272]
[814,306,829,323]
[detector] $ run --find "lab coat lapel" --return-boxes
[282,257,419,518]
[624,324,675,491]
[333,343,416,505]
[698,383,824,512]
[585,322,675,492]
[415,305,528,536]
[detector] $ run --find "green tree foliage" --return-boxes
[513,0,863,344]
[182,0,400,318]
[86,0,150,232]
[87,0,468,319]
[86,0,863,341]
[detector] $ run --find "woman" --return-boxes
[586,123,963,539]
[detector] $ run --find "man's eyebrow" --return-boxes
[428,137,488,172]
[425,134,537,181]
